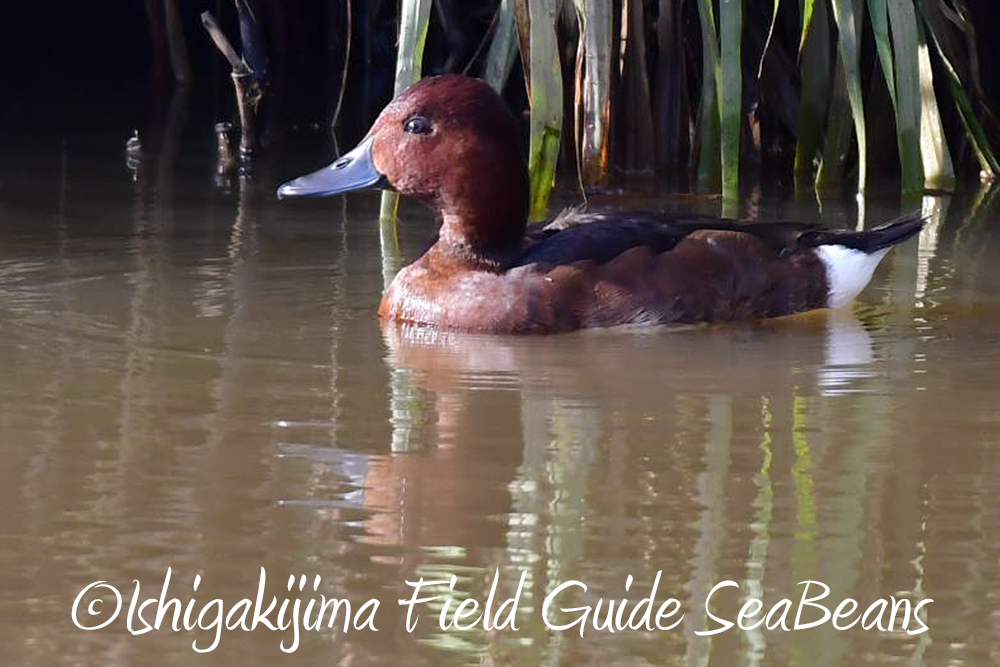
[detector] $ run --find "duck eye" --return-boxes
[403,116,432,135]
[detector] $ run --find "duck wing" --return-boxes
[516,209,824,267]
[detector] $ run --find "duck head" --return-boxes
[278,75,530,264]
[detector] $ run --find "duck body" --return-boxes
[279,75,924,335]
[379,211,920,333]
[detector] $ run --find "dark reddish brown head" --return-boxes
[279,75,529,262]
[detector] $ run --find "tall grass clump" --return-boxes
[308,0,999,221]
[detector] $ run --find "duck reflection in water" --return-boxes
[381,308,877,398]
[355,308,877,555]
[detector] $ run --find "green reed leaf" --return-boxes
[695,0,721,189]
[526,0,563,221]
[795,0,831,182]
[719,0,743,204]
[799,0,817,54]
[380,0,433,222]
[816,52,853,188]
[758,0,781,78]
[917,1,999,177]
[916,17,954,188]
[867,0,896,110]
[572,0,612,186]
[484,0,519,92]
[887,0,923,196]
[829,0,868,193]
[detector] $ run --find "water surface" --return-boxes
[1,122,1000,667]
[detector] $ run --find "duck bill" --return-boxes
[277,136,389,199]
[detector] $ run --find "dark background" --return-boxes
[1,1,997,178]
[0,1,495,146]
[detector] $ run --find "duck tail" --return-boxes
[796,211,926,254]
[798,212,926,308]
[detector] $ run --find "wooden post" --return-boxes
[232,71,263,157]
[201,10,265,159]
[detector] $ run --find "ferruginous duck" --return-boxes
[278,74,923,334]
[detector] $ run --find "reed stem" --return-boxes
[525,0,563,221]
[380,0,433,223]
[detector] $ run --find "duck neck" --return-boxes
[430,179,529,272]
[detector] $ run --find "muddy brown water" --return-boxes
[1,136,999,667]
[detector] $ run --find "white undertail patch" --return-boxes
[815,245,890,308]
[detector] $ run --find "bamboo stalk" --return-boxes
[525,0,563,221]
[379,0,433,222]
